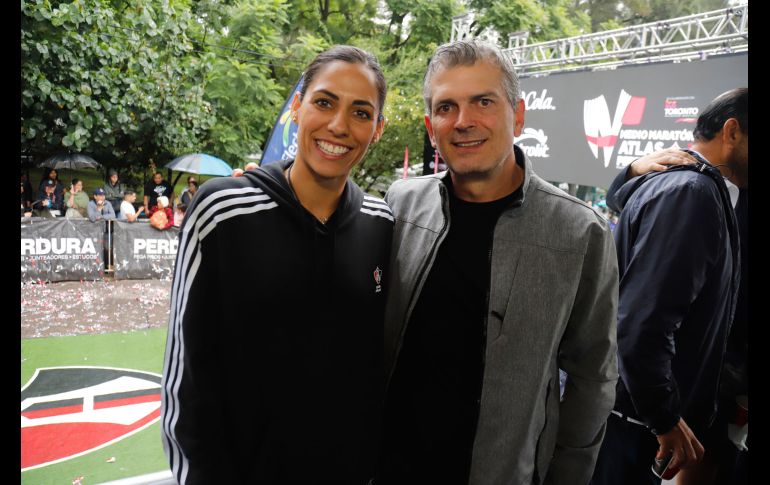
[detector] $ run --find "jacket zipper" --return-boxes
[469,198,523,467]
[386,182,451,388]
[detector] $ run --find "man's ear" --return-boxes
[514,98,526,138]
[424,114,436,148]
[722,118,742,147]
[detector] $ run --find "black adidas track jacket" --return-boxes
[161,160,394,484]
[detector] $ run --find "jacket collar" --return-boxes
[434,144,533,207]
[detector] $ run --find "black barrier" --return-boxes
[21,218,106,283]
[113,221,179,280]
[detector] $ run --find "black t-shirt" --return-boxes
[380,177,522,484]
[144,180,173,207]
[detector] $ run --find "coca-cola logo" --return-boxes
[522,89,556,111]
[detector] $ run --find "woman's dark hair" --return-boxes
[300,45,387,119]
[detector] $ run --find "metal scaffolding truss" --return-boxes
[451,4,748,76]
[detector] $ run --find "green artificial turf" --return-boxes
[21,328,170,484]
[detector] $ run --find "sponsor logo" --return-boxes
[21,367,162,471]
[515,128,550,158]
[522,89,556,111]
[21,238,97,256]
[664,96,698,123]
[583,90,647,167]
[133,239,178,255]
[373,266,382,293]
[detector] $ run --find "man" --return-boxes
[378,40,619,485]
[87,187,117,222]
[32,179,64,218]
[591,88,746,485]
[143,171,173,214]
[118,190,144,222]
[103,169,126,214]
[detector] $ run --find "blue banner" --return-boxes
[261,76,304,166]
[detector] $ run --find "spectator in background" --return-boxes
[21,173,33,210]
[87,187,116,222]
[118,190,144,222]
[103,169,126,214]
[173,203,186,227]
[143,171,173,214]
[38,167,64,202]
[179,176,198,207]
[65,178,89,219]
[32,179,64,218]
[149,195,173,229]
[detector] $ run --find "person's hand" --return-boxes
[628,148,697,178]
[655,418,704,473]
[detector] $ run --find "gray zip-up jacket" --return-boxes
[384,148,619,485]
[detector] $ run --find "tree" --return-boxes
[21,0,215,171]
[200,0,296,166]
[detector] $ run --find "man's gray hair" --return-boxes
[423,40,521,114]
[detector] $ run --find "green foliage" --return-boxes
[21,0,215,171]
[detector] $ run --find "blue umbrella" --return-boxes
[165,153,233,177]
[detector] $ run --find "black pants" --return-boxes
[591,413,661,485]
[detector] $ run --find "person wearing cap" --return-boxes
[65,178,89,218]
[32,179,64,218]
[87,187,117,222]
[103,169,126,214]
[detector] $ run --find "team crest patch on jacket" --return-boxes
[374,266,383,293]
[21,366,162,471]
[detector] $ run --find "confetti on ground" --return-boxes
[106,456,116,463]
[72,475,85,485]
[21,278,172,339]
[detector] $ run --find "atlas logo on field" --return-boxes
[583,90,647,167]
[21,366,162,471]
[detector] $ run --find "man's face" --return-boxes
[127,193,137,203]
[95,194,106,205]
[424,60,525,178]
[153,174,163,184]
[110,174,118,184]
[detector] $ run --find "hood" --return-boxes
[245,160,364,231]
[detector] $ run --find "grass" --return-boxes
[21,328,170,484]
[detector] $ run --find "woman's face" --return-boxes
[73,181,83,192]
[291,61,383,183]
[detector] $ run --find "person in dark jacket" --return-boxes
[592,87,747,485]
[32,179,64,217]
[161,45,390,485]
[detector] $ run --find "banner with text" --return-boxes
[515,53,748,188]
[113,221,179,280]
[21,218,105,283]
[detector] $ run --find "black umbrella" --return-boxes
[39,153,102,170]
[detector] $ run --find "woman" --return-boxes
[65,179,89,218]
[161,45,393,485]
[178,176,198,207]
